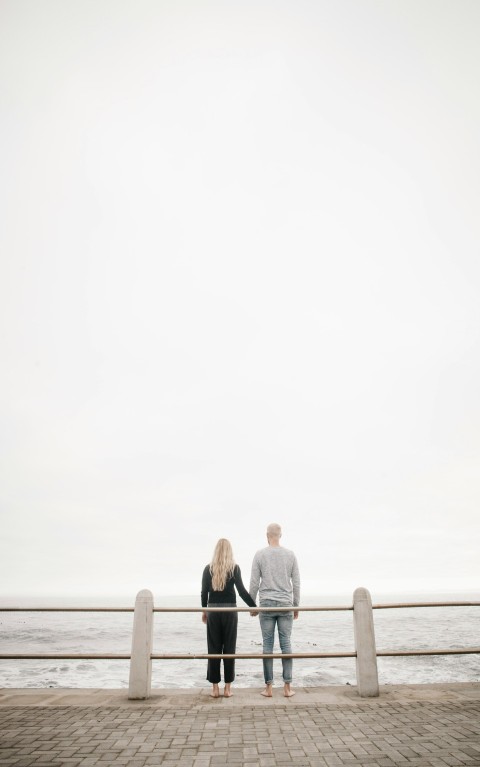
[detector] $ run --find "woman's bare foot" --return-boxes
[284,683,295,697]
[210,684,220,698]
[224,683,233,697]
[261,684,273,697]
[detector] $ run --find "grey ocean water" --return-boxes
[1,594,479,689]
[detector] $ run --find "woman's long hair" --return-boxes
[210,538,235,592]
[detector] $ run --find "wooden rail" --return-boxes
[1,594,479,699]
[1,601,478,612]
[2,648,480,660]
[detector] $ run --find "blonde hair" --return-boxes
[210,538,235,591]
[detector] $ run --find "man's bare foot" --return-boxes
[210,684,220,698]
[261,685,273,697]
[284,684,295,697]
[224,684,233,697]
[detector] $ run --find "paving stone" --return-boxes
[1,697,480,767]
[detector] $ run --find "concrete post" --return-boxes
[353,587,379,697]
[128,589,154,700]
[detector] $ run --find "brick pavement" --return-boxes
[1,689,480,767]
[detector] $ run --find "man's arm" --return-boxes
[249,553,261,603]
[291,554,300,619]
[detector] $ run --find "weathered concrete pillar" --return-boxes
[353,587,379,697]
[128,589,154,700]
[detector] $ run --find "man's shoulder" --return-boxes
[278,547,297,561]
[254,546,270,558]
[255,546,296,558]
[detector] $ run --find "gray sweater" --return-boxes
[249,546,300,606]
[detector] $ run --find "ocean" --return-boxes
[1,594,479,690]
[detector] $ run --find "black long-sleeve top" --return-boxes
[201,564,257,608]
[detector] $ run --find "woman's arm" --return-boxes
[234,565,257,607]
[201,565,210,623]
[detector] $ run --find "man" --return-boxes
[249,523,300,697]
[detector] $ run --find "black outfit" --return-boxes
[201,564,256,684]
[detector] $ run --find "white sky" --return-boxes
[1,0,479,602]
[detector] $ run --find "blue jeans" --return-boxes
[259,600,294,684]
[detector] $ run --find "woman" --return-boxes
[201,538,257,698]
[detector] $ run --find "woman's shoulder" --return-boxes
[203,564,211,574]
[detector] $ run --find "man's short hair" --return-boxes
[267,523,282,538]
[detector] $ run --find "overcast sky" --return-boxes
[1,0,479,602]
